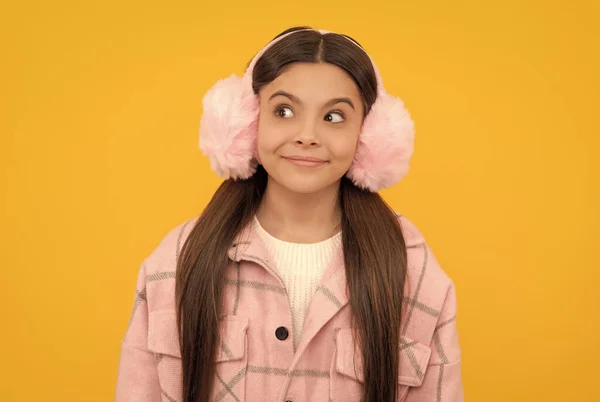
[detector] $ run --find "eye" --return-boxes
[324,111,345,124]
[275,106,294,119]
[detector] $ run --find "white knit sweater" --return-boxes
[253,216,342,348]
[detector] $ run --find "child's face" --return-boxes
[257,62,364,195]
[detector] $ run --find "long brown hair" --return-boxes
[176,27,408,402]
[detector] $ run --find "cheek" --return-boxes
[258,129,281,156]
[257,117,289,163]
[328,128,361,161]
[257,114,277,151]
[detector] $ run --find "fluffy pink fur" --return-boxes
[199,74,259,180]
[199,78,415,190]
[346,91,415,191]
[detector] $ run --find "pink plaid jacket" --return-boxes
[115,215,463,401]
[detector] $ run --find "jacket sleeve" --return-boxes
[115,262,162,402]
[405,281,464,402]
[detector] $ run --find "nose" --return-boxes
[293,121,320,147]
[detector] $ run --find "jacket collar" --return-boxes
[226,216,423,354]
[226,215,425,297]
[228,214,425,261]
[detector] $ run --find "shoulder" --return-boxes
[395,213,456,339]
[142,216,199,276]
[395,212,452,287]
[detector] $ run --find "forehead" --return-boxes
[260,62,361,102]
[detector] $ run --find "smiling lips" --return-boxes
[283,155,328,167]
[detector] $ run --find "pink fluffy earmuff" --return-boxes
[198,29,415,192]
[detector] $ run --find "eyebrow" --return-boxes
[268,90,355,111]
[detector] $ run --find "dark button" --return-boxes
[275,326,289,341]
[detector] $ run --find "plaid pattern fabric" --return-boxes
[115,215,463,401]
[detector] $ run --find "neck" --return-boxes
[256,178,342,244]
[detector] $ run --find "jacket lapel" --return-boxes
[227,220,285,286]
[291,215,426,356]
[294,243,348,355]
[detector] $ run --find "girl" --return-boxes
[116,26,463,402]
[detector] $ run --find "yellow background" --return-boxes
[2,0,598,401]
